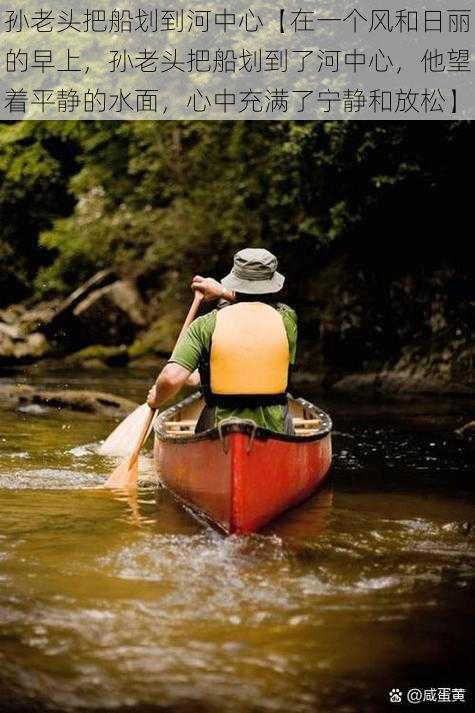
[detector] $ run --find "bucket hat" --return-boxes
[221,248,285,294]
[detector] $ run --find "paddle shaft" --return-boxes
[126,291,204,469]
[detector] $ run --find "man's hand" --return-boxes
[186,369,201,387]
[191,275,234,302]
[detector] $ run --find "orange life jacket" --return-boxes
[203,302,290,408]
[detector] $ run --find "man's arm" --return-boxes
[147,279,232,409]
[147,363,192,410]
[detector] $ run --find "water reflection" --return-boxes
[265,487,334,540]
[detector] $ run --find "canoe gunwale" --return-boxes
[153,391,332,445]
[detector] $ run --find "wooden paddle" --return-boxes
[103,291,204,490]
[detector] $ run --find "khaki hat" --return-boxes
[221,248,285,294]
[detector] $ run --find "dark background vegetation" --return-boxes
[0,120,473,390]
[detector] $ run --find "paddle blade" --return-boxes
[103,458,138,490]
[99,403,155,457]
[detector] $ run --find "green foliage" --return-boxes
[0,121,82,303]
[1,119,472,343]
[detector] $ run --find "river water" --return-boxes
[0,369,473,713]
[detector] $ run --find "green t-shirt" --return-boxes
[169,303,297,433]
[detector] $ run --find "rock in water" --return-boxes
[0,384,138,417]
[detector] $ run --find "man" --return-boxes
[147,248,297,434]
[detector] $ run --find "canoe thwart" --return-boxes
[164,420,196,432]
[292,418,321,427]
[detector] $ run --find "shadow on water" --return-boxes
[0,370,474,713]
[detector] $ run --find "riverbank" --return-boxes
[1,263,473,400]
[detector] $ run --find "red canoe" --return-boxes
[153,393,332,534]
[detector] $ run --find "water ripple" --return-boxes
[0,468,105,490]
